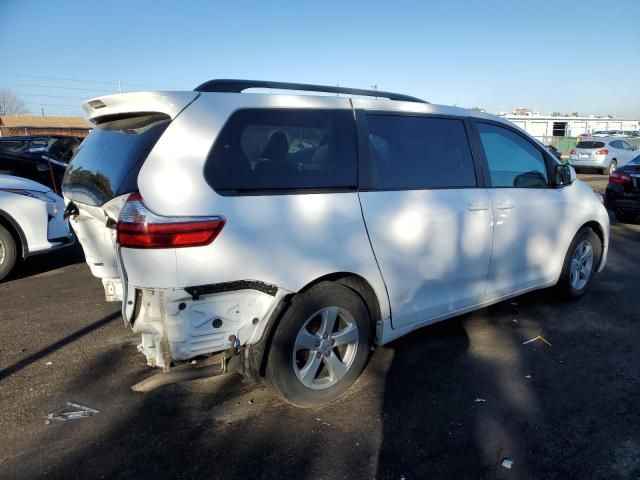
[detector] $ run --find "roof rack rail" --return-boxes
[193,79,427,104]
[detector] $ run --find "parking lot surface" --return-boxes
[1,175,639,479]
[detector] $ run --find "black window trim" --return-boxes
[204,107,359,197]
[469,118,559,189]
[355,110,485,191]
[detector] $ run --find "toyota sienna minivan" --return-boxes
[62,80,609,407]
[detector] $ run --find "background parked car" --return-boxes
[568,138,637,174]
[0,150,67,194]
[0,174,72,281]
[0,135,82,163]
[605,154,640,223]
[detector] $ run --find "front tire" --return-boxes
[557,227,602,298]
[266,282,371,407]
[0,225,18,282]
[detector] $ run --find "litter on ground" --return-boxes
[46,402,100,422]
[501,458,514,469]
[522,335,552,347]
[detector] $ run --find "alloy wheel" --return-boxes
[569,240,593,291]
[293,306,359,390]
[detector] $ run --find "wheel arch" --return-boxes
[580,220,605,269]
[297,272,383,338]
[0,209,28,259]
[248,272,383,379]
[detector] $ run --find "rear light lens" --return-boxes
[596,149,609,155]
[117,192,225,248]
[608,171,631,184]
[569,149,576,155]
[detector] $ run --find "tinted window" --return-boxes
[609,141,622,149]
[620,141,633,150]
[477,123,548,188]
[205,109,356,193]
[576,141,605,149]
[629,155,640,165]
[363,115,476,189]
[62,113,170,206]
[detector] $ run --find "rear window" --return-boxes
[576,141,605,149]
[0,154,57,190]
[204,109,357,193]
[62,113,170,206]
[361,114,477,190]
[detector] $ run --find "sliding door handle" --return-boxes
[468,201,490,211]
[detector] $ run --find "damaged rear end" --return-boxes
[63,91,280,376]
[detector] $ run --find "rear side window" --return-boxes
[576,141,605,149]
[477,122,548,188]
[62,113,170,206]
[205,109,357,193]
[362,115,477,190]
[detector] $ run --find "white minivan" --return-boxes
[62,80,609,407]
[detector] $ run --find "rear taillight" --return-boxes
[116,192,225,249]
[596,149,609,155]
[608,171,631,184]
[569,149,576,155]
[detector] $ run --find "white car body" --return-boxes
[0,174,72,279]
[62,81,610,390]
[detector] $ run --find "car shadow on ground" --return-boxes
[5,244,84,282]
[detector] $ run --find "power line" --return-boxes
[25,102,82,107]
[4,82,117,93]
[0,73,179,90]
[17,93,87,100]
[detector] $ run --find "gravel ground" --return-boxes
[0,174,639,480]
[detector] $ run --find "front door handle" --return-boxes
[495,200,515,210]
[468,201,490,211]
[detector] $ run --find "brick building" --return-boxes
[0,115,91,137]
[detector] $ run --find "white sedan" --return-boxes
[0,174,73,281]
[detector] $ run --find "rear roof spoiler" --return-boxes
[194,79,428,104]
[82,91,199,123]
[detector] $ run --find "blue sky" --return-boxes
[1,0,639,117]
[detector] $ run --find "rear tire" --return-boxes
[608,159,617,175]
[557,227,602,299]
[266,282,371,407]
[0,225,18,282]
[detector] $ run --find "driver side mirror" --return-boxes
[555,164,576,187]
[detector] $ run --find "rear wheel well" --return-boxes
[297,272,382,340]
[253,273,383,379]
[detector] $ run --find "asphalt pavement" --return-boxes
[0,174,639,480]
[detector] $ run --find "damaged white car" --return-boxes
[62,79,609,407]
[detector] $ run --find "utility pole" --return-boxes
[41,107,45,117]
[118,80,122,93]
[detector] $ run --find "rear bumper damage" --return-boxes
[127,281,289,372]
